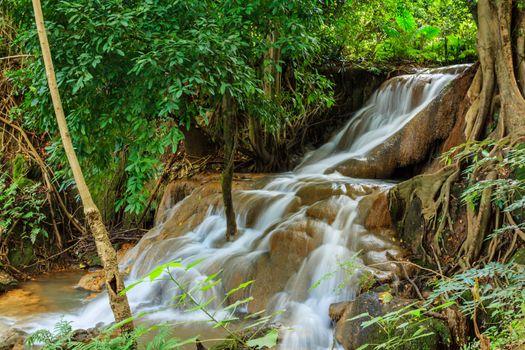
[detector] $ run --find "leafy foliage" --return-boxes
[324,0,477,63]
[429,263,525,349]
[121,259,281,348]
[26,319,192,350]
[444,140,525,236]
[350,301,453,350]
[26,319,75,349]
[0,158,48,244]
[5,0,337,216]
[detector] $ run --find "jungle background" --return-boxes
[0,0,524,349]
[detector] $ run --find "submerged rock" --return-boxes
[331,292,451,350]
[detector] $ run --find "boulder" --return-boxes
[329,67,475,179]
[364,192,393,231]
[0,328,26,350]
[331,292,451,350]
[70,327,100,343]
[305,198,341,224]
[77,269,105,292]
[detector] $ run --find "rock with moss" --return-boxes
[330,291,451,350]
[10,154,33,188]
[7,245,34,269]
[0,270,17,293]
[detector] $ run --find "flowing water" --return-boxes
[3,65,470,349]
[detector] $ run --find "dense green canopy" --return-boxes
[2,0,475,214]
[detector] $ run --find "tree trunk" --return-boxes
[459,0,525,266]
[31,0,134,333]
[221,90,237,240]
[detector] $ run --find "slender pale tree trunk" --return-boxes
[31,0,134,333]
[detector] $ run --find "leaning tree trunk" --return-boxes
[31,0,134,333]
[459,0,525,266]
[221,90,237,240]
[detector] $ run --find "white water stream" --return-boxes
[5,65,469,349]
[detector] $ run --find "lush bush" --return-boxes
[0,155,48,246]
[430,263,525,349]
[324,0,477,64]
[5,0,335,215]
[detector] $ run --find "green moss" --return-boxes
[8,244,34,267]
[12,154,29,179]
[11,154,34,188]
[511,248,525,265]
[81,253,102,267]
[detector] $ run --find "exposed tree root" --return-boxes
[399,0,525,271]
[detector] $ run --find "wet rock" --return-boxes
[77,269,105,292]
[296,182,375,205]
[329,301,350,322]
[116,242,135,264]
[330,68,475,179]
[357,234,395,253]
[305,199,341,224]
[236,192,301,229]
[0,271,17,293]
[70,327,100,343]
[0,328,27,350]
[362,250,401,271]
[151,175,259,244]
[331,292,451,350]
[250,223,319,312]
[364,192,393,231]
[155,181,200,226]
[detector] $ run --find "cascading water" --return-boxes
[6,65,470,349]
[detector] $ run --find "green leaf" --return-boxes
[246,329,279,349]
[226,280,254,297]
[395,8,416,33]
[356,344,370,350]
[185,258,206,271]
[223,297,253,312]
[416,26,440,40]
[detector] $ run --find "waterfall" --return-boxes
[15,65,470,349]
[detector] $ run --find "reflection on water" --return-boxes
[0,271,233,349]
[0,271,88,333]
